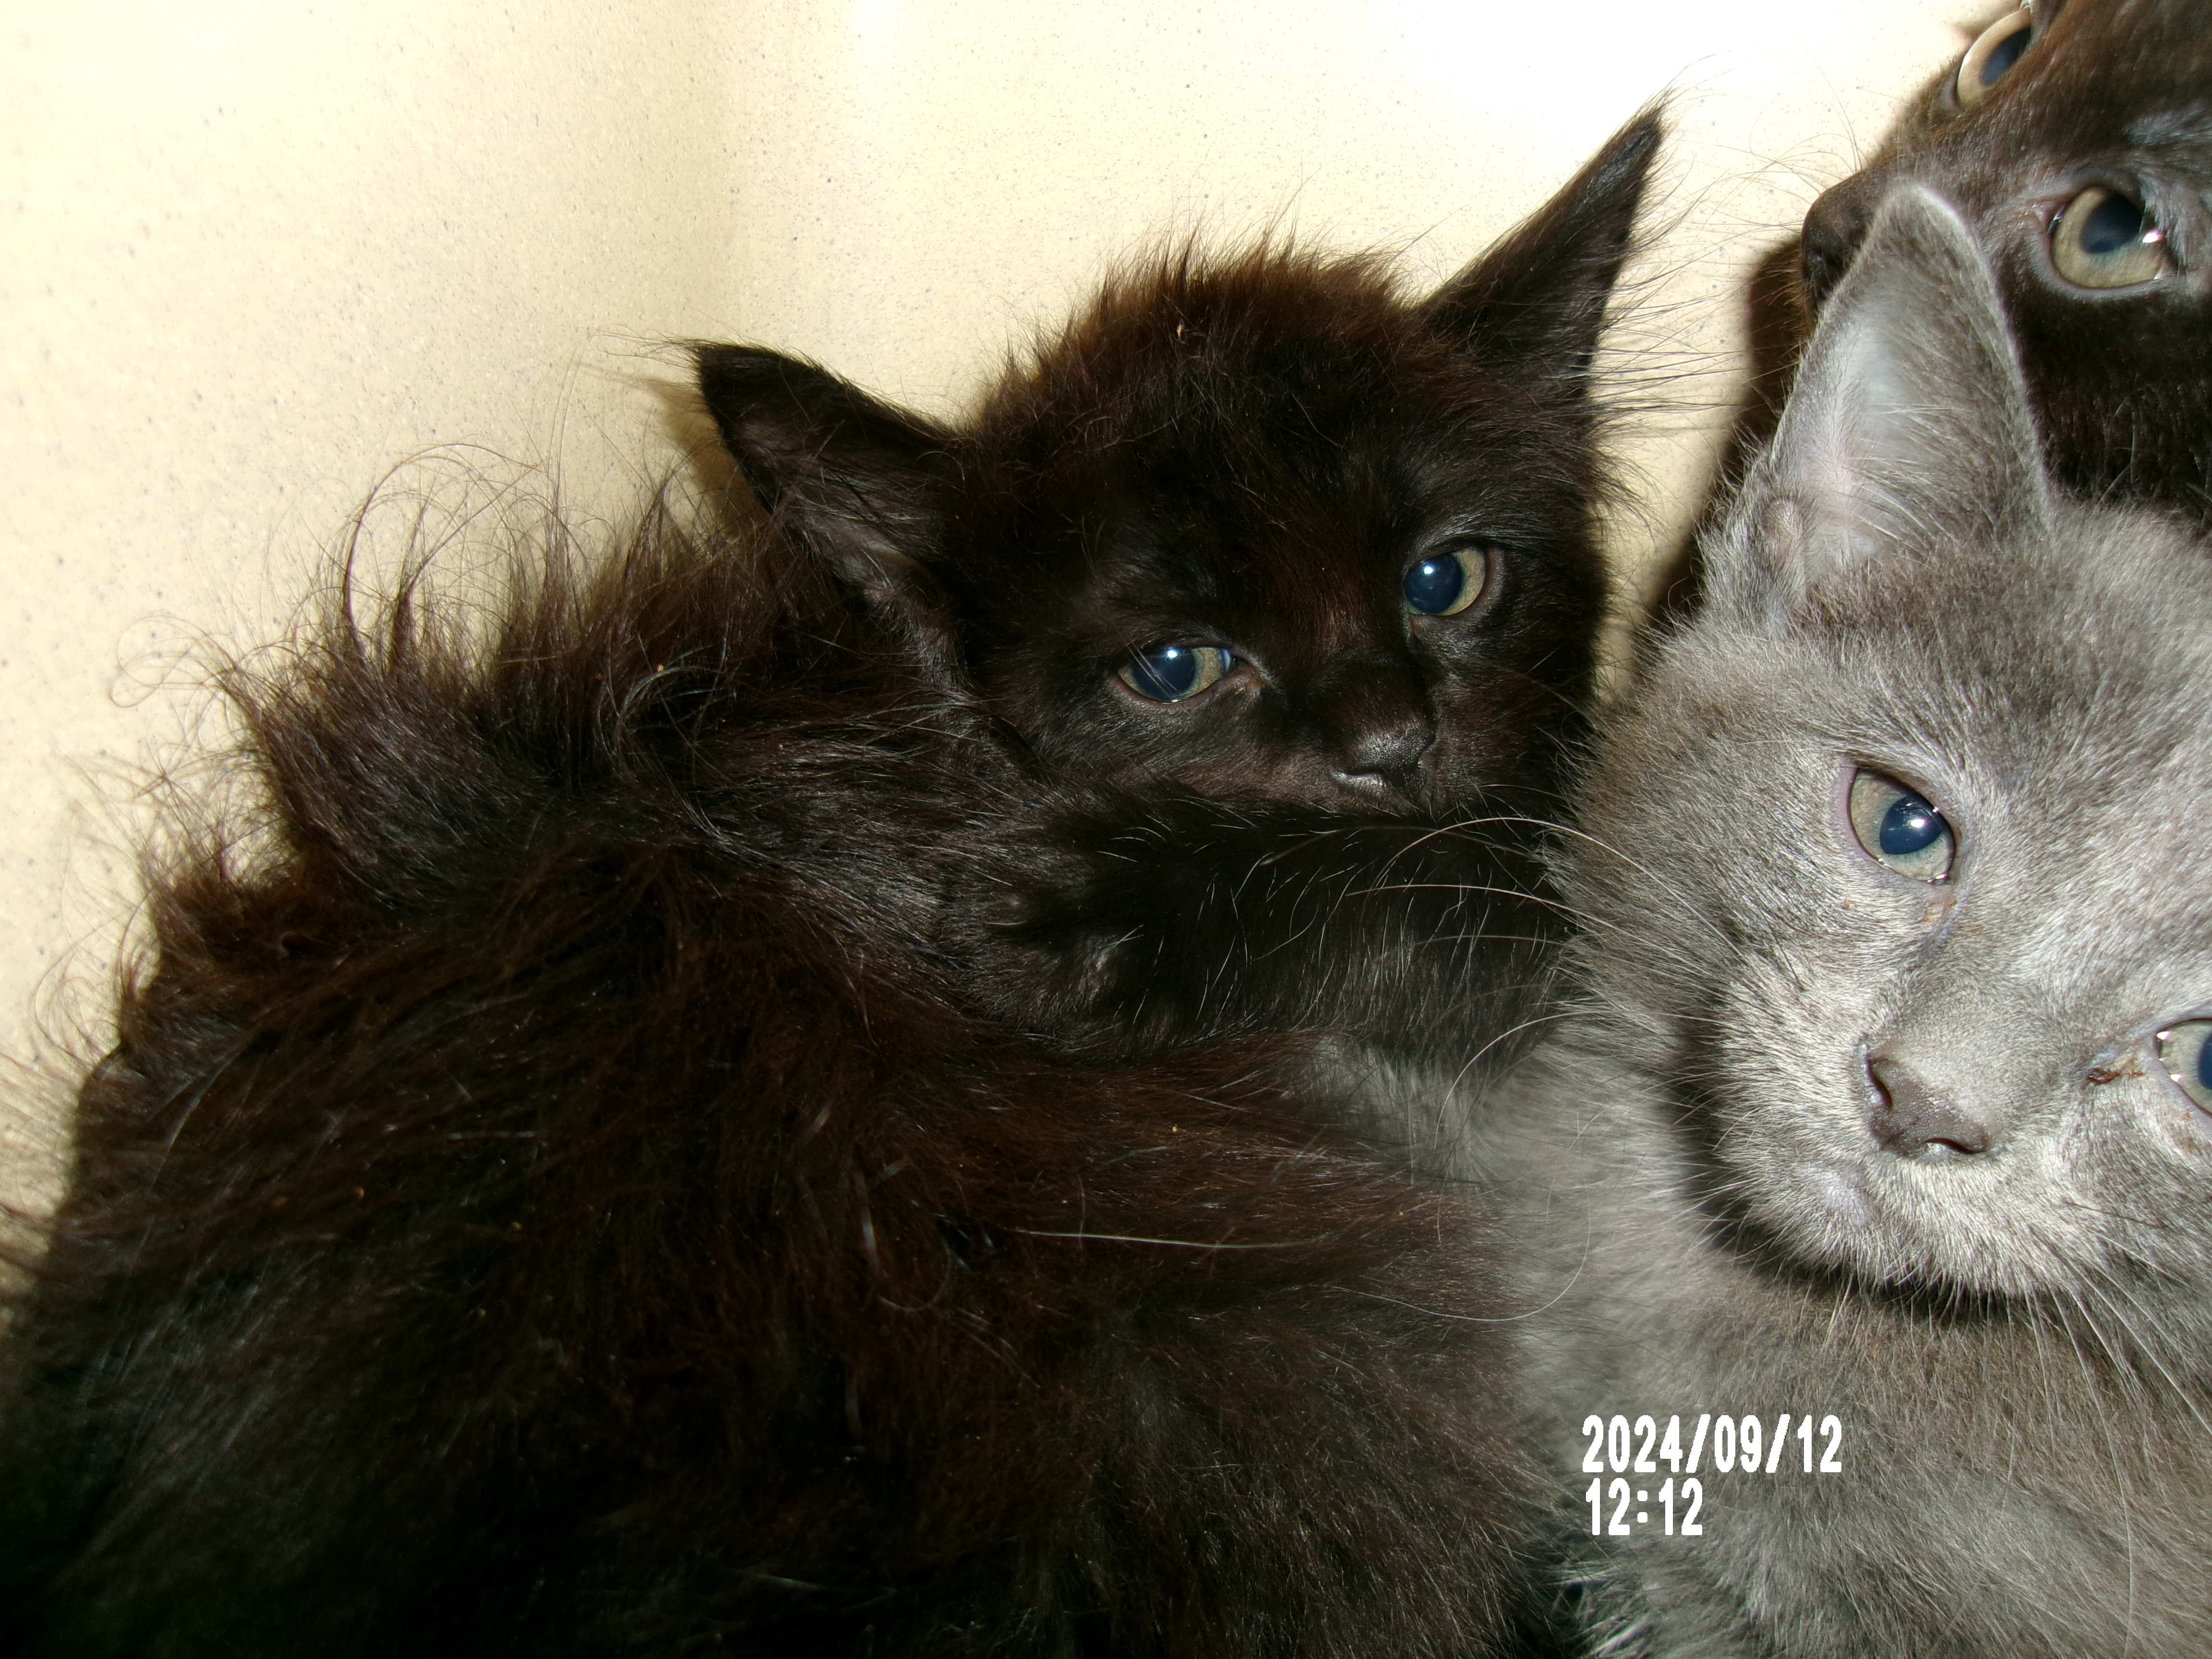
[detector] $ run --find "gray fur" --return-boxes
[1465,186,2212,1654]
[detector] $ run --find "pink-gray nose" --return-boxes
[1865,1052,1993,1158]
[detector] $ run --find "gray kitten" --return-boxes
[1469,184,2212,1655]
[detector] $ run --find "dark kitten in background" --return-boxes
[1480,188,2212,1655]
[0,116,1659,1659]
[1801,0,2212,518]
[700,111,1657,1066]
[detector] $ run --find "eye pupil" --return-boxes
[1403,543,1491,617]
[2078,189,2147,258]
[2051,185,2172,289]
[1878,792,1945,857]
[1118,644,1230,703]
[2155,1020,2212,1115]
[1404,556,1466,615]
[1846,769,1955,882]
[1974,24,2029,91]
[1954,7,2033,109]
[1129,646,1199,699]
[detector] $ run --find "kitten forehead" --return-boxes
[1809,497,2212,702]
[2125,109,2212,154]
[1616,496,2212,998]
[1694,499,2212,781]
[1083,495,1402,658]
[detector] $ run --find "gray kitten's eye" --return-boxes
[2155,1020,2212,1113]
[2049,186,2173,290]
[1954,7,2033,110]
[1403,543,1490,617]
[1847,769,1955,882]
[1117,643,1232,702]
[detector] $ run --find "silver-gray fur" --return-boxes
[1465,184,2212,1654]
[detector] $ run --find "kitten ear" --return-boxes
[1712,184,2055,623]
[693,344,959,630]
[1419,106,1662,377]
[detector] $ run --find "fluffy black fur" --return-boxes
[0,112,1662,1657]
[700,111,1660,1067]
[0,500,1542,1658]
[1800,0,2212,518]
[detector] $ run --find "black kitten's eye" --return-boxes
[1847,769,1955,883]
[1954,7,2032,109]
[1117,643,1232,703]
[1403,543,1489,617]
[2049,185,2173,289]
[2156,1020,2212,1113]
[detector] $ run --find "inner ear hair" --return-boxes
[1786,187,2046,570]
[1707,184,2054,626]
[1420,105,1664,380]
[692,342,961,635]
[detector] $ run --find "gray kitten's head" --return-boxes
[1569,185,2212,1305]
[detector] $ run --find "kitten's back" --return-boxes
[0,484,1548,1658]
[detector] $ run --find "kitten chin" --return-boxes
[1480,187,2212,1656]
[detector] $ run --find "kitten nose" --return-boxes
[1308,657,1435,794]
[1800,173,1882,306]
[1335,709,1433,788]
[1864,1051,1993,1159]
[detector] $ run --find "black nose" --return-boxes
[1865,1052,1992,1158]
[1334,709,1433,793]
[1307,653,1435,796]
[1801,173,1882,306]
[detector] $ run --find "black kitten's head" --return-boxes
[1801,0,2212,515]
[697,111,1659,820]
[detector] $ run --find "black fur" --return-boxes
[699,111,1660,1066]
[1801,0,2212,519]
[0,501,1543,1657]
[0,112,1662,1657]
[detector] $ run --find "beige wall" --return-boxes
[0,0,1978,1199]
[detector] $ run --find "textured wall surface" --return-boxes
[0,0,1976,1203]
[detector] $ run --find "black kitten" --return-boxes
[0,115,1661,1659]
[1801,0,2212,518]
[699,111,1659,1065]
[0,499,1539,1659]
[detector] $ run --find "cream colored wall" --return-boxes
[1,0,1977,1202]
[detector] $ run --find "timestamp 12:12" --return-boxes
[1586,1476,1701,1537]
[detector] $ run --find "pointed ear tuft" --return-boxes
[1710,184,2055,624]
[1420,106,1663,379]
[692,344,960,626]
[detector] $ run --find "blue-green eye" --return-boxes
[1954,7,2032,110]
[2156,1020,2212,1113]
[1117,643,1232,702]
[1404,543,1489,617]
[1847,769,1955,882]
